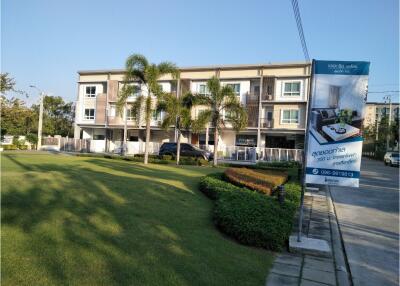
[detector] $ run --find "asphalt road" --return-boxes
[330,157,399,286]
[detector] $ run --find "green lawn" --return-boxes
[2,152,274,286]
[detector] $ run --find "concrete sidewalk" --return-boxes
[266,187,350,286]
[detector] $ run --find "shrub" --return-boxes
[199,173,245,200]
[213,190,297,251]
[224,167,287,195]
[199,173,301,251]
[19,145,28,150]
[2,144,18,150]
[255,161,300,169]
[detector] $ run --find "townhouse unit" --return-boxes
[364,102,400,128]
[74,62,311,154]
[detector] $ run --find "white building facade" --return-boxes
[74,62,311,156]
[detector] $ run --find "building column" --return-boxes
[257,70,264,147]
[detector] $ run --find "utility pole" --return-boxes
[384,95,392,151]
[30,85,44,150]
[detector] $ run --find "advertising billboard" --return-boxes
[305,60,370,187]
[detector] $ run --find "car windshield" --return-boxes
[192,145,203,151]
[391,153,399,158]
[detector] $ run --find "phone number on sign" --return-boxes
[319,169,354,178]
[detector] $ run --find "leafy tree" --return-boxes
[0,73,27,96]
[31,95,74,137]
[191,76,248,166]
[117,54,179,164]
[157,92,194,164]
[1,96,36,137]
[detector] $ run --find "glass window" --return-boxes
[84,109,95,120]
[126,107,136,121]
[283,82,301,96]
[85,86,96,97]
[281,109,299,124]
[109,104,116,117]
[152,110,161,121]
[226,83,240,96]
[199,84,209,95]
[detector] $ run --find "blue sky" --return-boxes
[2,0,399,104]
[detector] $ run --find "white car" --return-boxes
[384,152,399,167]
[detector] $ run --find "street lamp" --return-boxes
[383,95,392,151]
[29,85,44,150]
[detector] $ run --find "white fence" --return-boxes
[44,137,302,162]
[198,145,303,162]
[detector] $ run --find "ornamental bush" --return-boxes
[224,167,288,195]
[213,190,296,251]
[198,173,301,251]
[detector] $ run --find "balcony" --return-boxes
[261,93,274,101]
[245,92,259,103]
[260,118,274,128]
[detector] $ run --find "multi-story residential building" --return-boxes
[74,62,311,154]
[364,102,400,128]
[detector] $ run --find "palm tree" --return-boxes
[192,76,248,166]
[157,92,194,165]
[117,54,179,164]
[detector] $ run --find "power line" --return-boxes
[368,91,399,94]
[291,0,310,62]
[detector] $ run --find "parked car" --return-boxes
[384,152,399,166]
[159,143,213,161]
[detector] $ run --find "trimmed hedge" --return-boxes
[199,173,246,200]
[214,190,296,251]
[224,167,288,195]
[76,153,210,166]
[199,173,301,251]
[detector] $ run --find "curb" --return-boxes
[326,186,352,286]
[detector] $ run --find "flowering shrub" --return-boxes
[224,167,288,195]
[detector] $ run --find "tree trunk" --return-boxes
[144,116,150,164]
[213,127,218,166]
[176,130,181,165]
[123,103,127,156]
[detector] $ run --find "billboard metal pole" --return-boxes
[297,60,315,242]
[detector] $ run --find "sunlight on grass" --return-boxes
[2,152,274,286]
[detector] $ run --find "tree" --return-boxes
[157,92,194,164]
[31,95,74,137]
[117,54,179,164]
[1,96,36,137]
[0,73,27,96]
[191,76,248,166]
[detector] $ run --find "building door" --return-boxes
[191,134,199,145]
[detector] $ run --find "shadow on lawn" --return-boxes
[2,155,225,285]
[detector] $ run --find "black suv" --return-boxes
[159,143,213,161]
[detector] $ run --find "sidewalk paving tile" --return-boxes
[266,273,298,286]
[269,262,301,277]
[302,267,336,285]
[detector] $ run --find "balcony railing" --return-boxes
[260,118,274,128]
[261,93,274,101]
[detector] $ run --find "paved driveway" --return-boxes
[330,157,399,286]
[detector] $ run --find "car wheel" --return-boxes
[385,160,388,166]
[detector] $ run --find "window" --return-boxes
[109,104,116,117]
[198,84,209,95]
[84,109,95,120]
[85,86,96,97]
[126,108,136,121]
[281,109,299,124]
[152,110,161,121]
[93,134,105,140]
[283,82,301,96]
[226,83,240,96]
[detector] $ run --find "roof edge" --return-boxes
[78,61,311,75]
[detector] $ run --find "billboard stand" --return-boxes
[297,60,315,242]
[291,59,370,253]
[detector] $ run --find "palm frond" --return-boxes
[125,54,148,82]
[157,62,180,80]
[192,109,212,133]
